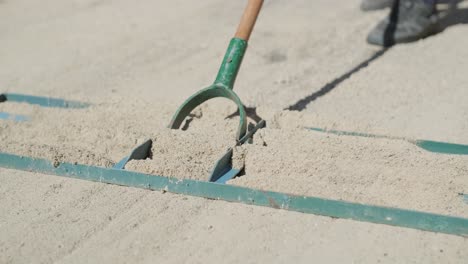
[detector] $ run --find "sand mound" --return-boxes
[3,99,466,217]
[125,129,236,181]
[0,141,114,167]
[230,128,468,217]
[125,100,252,180]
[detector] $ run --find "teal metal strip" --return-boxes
[0,112,28,122]
[113,156,129,170]
[415,140,468,155]
[2,93,89,108]
[308,127,386,138]
[0,152,467,237]
[307,127,468,155]
[215,168,241,184]
[209,149,235,183]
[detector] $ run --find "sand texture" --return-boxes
[2,169,467,264]
[125,101,251,180]
[1,0,468,263]
[0,102,42,116]
[125,129,235,181]
[231,128,468,217]
[0,103,169,167]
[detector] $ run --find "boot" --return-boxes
[367,0,437,46]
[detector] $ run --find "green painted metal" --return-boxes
[238,120,266,145]
[307,127,468,155]
[2,93,90,108]
[214,38,248,89]
[0,151,467,237]
[169,38,248,140]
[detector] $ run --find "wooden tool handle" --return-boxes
[234,0,264,41]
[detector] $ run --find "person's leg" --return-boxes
[360,0,394,11]
[367,0,438,46]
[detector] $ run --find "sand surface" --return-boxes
[1,0,468,263]
[231,128,468,217]
[1,169,468,264]
[125,101,255,180]
[125,127,236,181]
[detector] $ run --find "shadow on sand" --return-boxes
[287,0,467,112]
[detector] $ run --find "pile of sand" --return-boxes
[2,99,467,217]
[0,99,253,180]
[0,141,114,167]
[230,128,468,217]
[125,100,252,181]
[125,129,235,181]
[0,100,172,166]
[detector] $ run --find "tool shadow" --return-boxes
[287,1,467,112]
[286,48,389,111]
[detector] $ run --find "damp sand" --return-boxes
[230,128,468,217]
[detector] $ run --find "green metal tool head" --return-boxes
[169,38,249,140]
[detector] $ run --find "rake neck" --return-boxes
[214,38,247,89]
